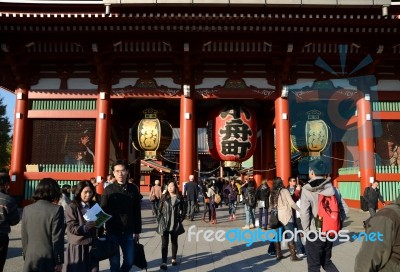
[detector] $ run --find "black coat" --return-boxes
[256,185,270,209]
[101,182,142,234]
[158,194,185,235]
[184,181,198,201]
[364,186,384,209]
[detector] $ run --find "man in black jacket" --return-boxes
[184,174,198,221]
[363,180,386,227]
[101,160,142,272]
[0,173,20,272]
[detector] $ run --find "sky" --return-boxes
[0,87,15,131]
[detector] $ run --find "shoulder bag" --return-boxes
[212,188,222,204]
[91,236,119,261]
[269,189,282,229]
[134,241,148,271]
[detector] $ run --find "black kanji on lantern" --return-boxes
[220,139,251,157]
[220,105,251,119]
[219,114,253,157]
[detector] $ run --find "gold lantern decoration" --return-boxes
[290,110,331,157]
[132,109,173,160]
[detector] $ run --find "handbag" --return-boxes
[175,220,185,236]
[361,196,369,212]
[91,237,119,261]
[269,189,282,229]
[269,208,281,229]
[134,241,147,271]
[156,213,167,235]
[214,193,222,204]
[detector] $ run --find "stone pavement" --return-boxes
[5,194,368,272]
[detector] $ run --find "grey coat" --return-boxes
[22,200,65,272]
[65,201,96,245]
[300,177,349,232]
[63,201,98,272]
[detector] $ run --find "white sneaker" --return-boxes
[249,224,255,229]
[297,253,306,258]
[242,225,250,230]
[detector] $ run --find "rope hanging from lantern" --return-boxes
[251,167,276,173]
[251,152,304,172]
[194,165,222,175]
[322,154,358,162]
[128,157,142,166]
[159,154,180,164]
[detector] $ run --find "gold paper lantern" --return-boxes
[132,109,173,160]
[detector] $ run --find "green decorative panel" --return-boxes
[30,100,96,110]
[338,182,360,200]
[372,102,400,112]
[338,181,400,202]
[24,180,80,200]
[376,165,400,174]
[39,164,94,172]
[339,166,400,174]
[379,181,400,202]
[338,167,359,175]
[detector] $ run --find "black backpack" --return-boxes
[245,189,257,207]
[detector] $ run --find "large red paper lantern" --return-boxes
[207,105,257,168]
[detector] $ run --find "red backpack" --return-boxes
[316,194,341,237]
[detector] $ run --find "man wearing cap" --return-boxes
[0,173,20,272]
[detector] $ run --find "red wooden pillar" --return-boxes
[275,97,291,187]
[133,150,141,191]
[253,134,262,187]
[94,87,111,195]
[357,97,375,199]
[331,142,343,188]
[9,87,29,197]
[120,125,129,160]
[262,119,275,187]
[179,90,195,191]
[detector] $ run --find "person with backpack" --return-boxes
[241,179,257,229]
[355,193,400,272]
[300,159,349,272]
[206,181,219,224]
[256,180,270,230]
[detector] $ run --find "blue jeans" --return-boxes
[108,232,135,272]
[258,207,268,227]
[228,200,237,215]
[284,221,305,254]
[245,204,255,226]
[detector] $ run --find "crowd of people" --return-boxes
[0,157,399,272]
[1,160,142,272]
